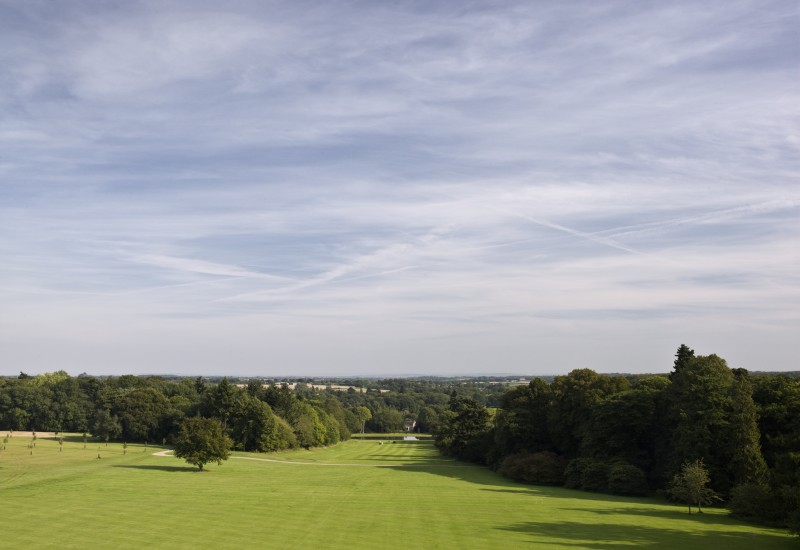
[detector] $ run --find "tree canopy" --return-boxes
[669,459,720,514]
[173,417,232,471]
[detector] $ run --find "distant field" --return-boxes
[0,432,794,549]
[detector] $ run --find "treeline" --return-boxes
[0,374,351,452]
[434,345,800,534]
[0,372,496,451]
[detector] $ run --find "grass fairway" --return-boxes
[0,433,794,549]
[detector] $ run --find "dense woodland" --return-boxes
[1,345,798,534]
[434,346,800,534]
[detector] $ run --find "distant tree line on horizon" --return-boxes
[0,371,506,454]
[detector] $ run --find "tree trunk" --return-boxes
[198,463,203,471]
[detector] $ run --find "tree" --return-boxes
[725,369,768,485]
[666,352,735,492]
[435,397,491,463]
[369,408,404,433]
[354,406,372,434]
[671,344,695,379]
[582,380,667,475]
[207,378,240,430]
[114,387,171,442]
[416,406,441,434]
[548,369,629,457]
[92,408,122,441]
[230,396,296,452]
[285,401,326,448]
[669,459,720,514]
[494,379,553,457]
[173,417,232,471]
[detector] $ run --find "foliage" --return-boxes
[494,379,553,457]
[580,460,611,492]
[729,483,787,525]
[581,385,664,473]
[173,417,232,471]
[669,460,721,514]
[607,463,649,496]
[0,347,797,537]
[368,407,404,433]
[725,369,768,485]
[564,457,594,489]
[434,396,491,463]
[666,354,768,494]
[92,408,122,441]
[230,396,296,452]
[547,369,629,457]
[415,406,441,433]
[498,451,566,485]
[788,508,800,536]
[353,406,372,434]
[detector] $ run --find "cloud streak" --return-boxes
[1,0,798,375]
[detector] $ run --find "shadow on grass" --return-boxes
[113,465,197,473]
[557,505,739,525]
[387,464,793,546]
[496,519,788,548]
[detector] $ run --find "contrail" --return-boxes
[597,198,800,240]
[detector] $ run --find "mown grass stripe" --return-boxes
[0,434,795,549]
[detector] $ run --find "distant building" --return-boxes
[403,419,416,432]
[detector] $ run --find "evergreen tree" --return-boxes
[670,344,695,379]
[726,369,768,485]
[666,352,735,492]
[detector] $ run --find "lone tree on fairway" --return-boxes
[669,459,720,514]
[174,417,232,472]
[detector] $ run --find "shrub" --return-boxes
[607,463,648,496]
[788,508,800,537]
[564,458,594,489]
[581,461,611,492]
[498,452,566,485]
[729,483,784,524]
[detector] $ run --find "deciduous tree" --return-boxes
[669,459,720,514]
[174,417,232,471]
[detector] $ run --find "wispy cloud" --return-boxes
[1,0,798,375]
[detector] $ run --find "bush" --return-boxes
[564,458,610,492]
[563,459,645,495]
[729,484,784,524]
[564,458,594,489]
[498,452,566,485]
[607,463,648,496]
[581,461,610,492]
[788,508,800,536]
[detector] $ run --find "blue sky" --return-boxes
[1,0,798,376]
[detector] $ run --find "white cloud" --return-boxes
[1,0,798,375]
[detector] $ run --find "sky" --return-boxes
[1,0,798,377]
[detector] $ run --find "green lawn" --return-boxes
[0,433,794,549]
